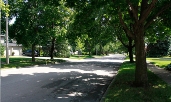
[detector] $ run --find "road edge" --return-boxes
[99,62,123,102]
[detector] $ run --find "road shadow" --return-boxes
[1,55,125,102]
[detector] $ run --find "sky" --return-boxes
[9,17,16,25]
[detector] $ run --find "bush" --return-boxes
[168,49,171,56]
[165,63,171,71]
[12,52,15,56]
[147,40,170,57]
[0,44,5,57]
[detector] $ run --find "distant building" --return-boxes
[0,35,22,56]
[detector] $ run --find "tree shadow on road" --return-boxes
[1,61,123,102]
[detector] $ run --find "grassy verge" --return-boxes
[147,57,171,68]
[1,57,65,69]
[103,62,171,102]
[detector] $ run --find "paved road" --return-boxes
[1,54,125,102]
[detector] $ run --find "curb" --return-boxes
[99,66,120,102]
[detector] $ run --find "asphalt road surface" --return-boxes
[1,54,125,102]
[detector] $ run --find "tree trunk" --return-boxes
[31,44,35,62]
[128,38,134,63]
[134,28,148,87]
[88,50,91,56]
[50,38,55,60]
[128,47,134,63]
[100,44,103,55]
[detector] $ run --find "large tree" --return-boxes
[113,24,135,63]
[9,0,46,62]
[111,0,171,87]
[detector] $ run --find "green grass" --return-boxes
[1,57,65,69]
[147,57,171,68]
[1,55,101,69]
[103,62,171,102]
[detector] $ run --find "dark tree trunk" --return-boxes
[88,50,91,56]
[100,44,103,55]
[50,38,55,60]
[128,38,134,63]
[31,44,35,62]
[128,47,134,63]
[134,27,148,87]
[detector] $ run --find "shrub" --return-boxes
[165,63,171,71]
[147,40,170,57]
[0,44,5,57]
[12,52,15,56]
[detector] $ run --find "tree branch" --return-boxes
[145,2,171,29]
[139,0,157,23]
[116,32,129,48]
[118,10,134,39]
[126,0,138,22]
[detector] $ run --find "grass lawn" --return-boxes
[0,55,101,69]
[1,57,65,69]
[147,57,171,68]
[103,62,171,102]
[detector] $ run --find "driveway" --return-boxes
[1,54,125,102]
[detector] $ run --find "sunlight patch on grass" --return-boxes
[147,57,171,68]
[1,57,65,69]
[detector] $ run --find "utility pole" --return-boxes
[0,0,1,58]
[6,0,9,64]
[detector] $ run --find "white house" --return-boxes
[0,35,22,56]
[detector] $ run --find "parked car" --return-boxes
[23,50,39,57]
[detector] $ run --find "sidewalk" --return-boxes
[147,63,171,86]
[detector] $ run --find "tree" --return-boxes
[40,1,74,59]
[9,0,46,62]
[109,0,171,87]
[1,0,10,34]
[112,24,135,63]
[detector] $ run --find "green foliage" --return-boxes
[55,38,71,58]
[146,18,171,43]
[0,44,5,57]
[0,0,10,16]
[147,39,170,57]
[165,63,171,71]
[75,36,85,52]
